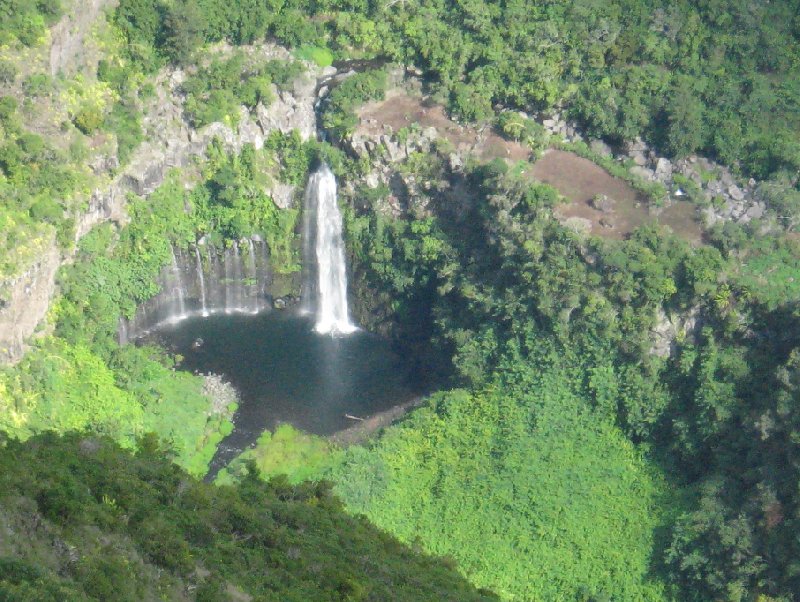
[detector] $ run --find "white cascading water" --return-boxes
[170,247,187,321]
[303,164,357,335]
[195,246,209,316]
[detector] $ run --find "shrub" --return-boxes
[0,60,17,84]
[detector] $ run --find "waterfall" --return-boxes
[170,247,187,321]
[303,164,357,335]
[195,245,208,316]
[224,246,232,314]
[233,241,243,311]
[122,239,275,339]
[247,239,261,314]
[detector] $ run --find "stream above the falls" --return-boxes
[143,310,418,471]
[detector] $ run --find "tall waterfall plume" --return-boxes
[302,164,357,335]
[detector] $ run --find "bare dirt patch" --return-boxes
[530,150,703,242]
[358,90,529,161]
[357,91,703,243]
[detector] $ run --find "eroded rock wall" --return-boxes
[0,235,60,363]
[1,41,319,364]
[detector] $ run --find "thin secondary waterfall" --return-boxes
[303,164,357,335]
[224,247,232,313]
[195,246,208,316]
[170,247,187,321]
[123,239,274,339]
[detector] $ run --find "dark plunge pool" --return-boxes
[145,310,419,470]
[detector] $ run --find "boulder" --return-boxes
[629,165,655,181]
[745,203,765,220]
[654,157,672,180]
[589,139,613,157]
[720,170,734,187]
[448,153,464,172]
[590,194,615,213]
[381,135,406,162]
[269,184,296,209]
[625,136,648,153]
[291,72,317,98]
[728,185,745,201]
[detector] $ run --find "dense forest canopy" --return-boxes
[111,0,800,181]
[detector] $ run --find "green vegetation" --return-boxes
[217,424,335,486]
[0,3,798,601]
[294,44,334,68]
[0,432,498,601]
[0,138,310,474]
[335,153,800,600]
[111,0,800,207]
[322,69,388,140]
[110,0,799,220]
[0,98,85,277]
[0,0,62,47]
[191,140,302,273]
[332,356,674,601]
[183,52,274,128]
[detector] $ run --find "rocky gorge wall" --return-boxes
[0,38,320,364]
[0,235,60,362]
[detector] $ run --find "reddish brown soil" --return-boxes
[358,91,529,160]
[357,92,704,243]
[530,150,702,242]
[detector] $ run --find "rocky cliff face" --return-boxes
[49,0,113,77]
[0,40,319,364]
[79,45,318,239]
[0,235,60,363]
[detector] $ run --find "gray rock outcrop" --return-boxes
[3,42,320,363]
[49,0,112,76]
[650,306,700,358]
[0,235,60,363]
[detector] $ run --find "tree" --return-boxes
[161,1,207,65]
[664,78,705,158]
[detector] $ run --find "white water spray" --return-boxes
[303,164,357,335]
[194,246,209,316]
[170,247,187,321]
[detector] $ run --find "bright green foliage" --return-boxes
[0,0,61,46]
[0,340,233,476]
[183,52,276,128]
[343,153,800,599]
[217,424,336,485]
[331,350,673,601]
[294,44,334,67]
[732,236,800,308]
[3,141,303,475]
[0,432,499,601]
[322,69,388,139]
[0,340,142,443]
